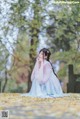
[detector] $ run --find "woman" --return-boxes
[21,48,67,98]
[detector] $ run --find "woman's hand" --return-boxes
[36,55,43,68]
[38,54,44,62]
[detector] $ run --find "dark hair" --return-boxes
[39,48,51,61]
[39,48,58,78]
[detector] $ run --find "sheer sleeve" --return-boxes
[42,62,52,83]
[39,62,52,84]
[31,60,53,84]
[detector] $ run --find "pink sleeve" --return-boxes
[43,62,52,83]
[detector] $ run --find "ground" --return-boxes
[0,93,80,119]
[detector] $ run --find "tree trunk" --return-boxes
[2,69,8,92]
[27,39,35,92]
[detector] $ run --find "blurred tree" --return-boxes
[9,29,29,84]
[0,0,50,92]
[3,0,48,92]
[1,0,79,92]
[0,39,9,92]
[47,4,80,52]
[46,4,80,79]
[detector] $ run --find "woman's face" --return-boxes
[38,51,44,61]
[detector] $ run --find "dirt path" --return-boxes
[0,93,80,119]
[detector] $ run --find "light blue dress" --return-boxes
[21,60,68,98]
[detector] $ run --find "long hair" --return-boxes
[39,48,51,61]
[39,48,58,77]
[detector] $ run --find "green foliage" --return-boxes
[10,0,29,27]
[0,39,9,92]
[57,65,67,79]
[46,4,80,79]
[8,30,30,85]
[6,0,49,91]
[47,4,80,52]
[1,0,80,90]
[0,41,9,74]
[51,48,80,78]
